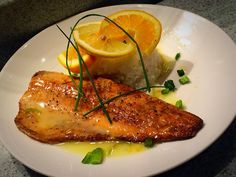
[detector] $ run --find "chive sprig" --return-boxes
[57,13,151,124]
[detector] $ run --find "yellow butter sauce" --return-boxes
[150,87,178,105]
[58,141,146,157]
[25,103,147,157]
[58,88,177,157]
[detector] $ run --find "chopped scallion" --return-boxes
[175,99,183,109]
[177,69,185,77]
[179,76,190,85]
[161,88,170,95]
[82,148,104,164]
[164,80,175,91]
[175,52,181,60]
[144,138,154,148]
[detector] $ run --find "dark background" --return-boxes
[0,0,160,70]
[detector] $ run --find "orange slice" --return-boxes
[99,10,162,55]
[73,22,134,57]
[57,46,96,73]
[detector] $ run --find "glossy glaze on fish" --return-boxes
[15,71,203,144]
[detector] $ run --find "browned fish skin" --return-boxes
[15,71,203,144]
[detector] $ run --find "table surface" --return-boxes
[0,0,235,177]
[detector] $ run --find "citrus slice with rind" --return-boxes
[57,46,96,73]
[99,10,162,55]
[73,22,134,57]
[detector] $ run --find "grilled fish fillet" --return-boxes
[15,71,203,144]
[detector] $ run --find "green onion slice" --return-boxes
[175,99,183,109]
[179,76,190,85]
[164,80,175,91]
[82,148,104,164]
[177,69,185,77]
[161,88,170,95]
[144,138,154,148]
[175,52,181,60]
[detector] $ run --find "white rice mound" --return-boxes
[89,48,163,88]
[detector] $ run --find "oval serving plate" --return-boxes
[0,4,236,177]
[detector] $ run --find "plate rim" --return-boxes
[0,4,236,177]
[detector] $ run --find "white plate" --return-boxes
[0,4,236,177]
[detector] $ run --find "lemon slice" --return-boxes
[73,22,134,57]
[99,10,162,55]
